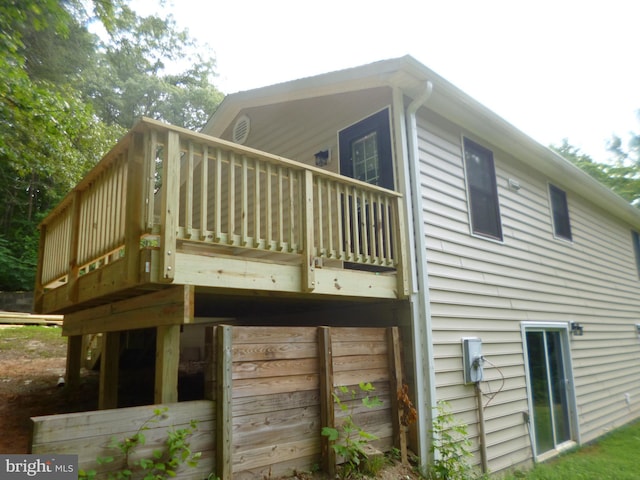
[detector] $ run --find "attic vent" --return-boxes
[233,115,250,144]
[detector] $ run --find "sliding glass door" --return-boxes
[523,325,577,457]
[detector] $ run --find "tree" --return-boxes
[552,138,640,206]
[84,6,223,130]
[0,0,223,291]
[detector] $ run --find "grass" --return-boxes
[0,325,67,358]
[501,420,640,480]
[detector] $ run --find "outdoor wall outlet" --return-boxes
[625,393,631,405]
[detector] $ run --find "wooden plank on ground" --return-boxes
[0,312,63,325]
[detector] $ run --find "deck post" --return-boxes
[301,170,316,292]
[66,191,82,303]
[154,324,180,404]
[99,331,120,409]
[393,197,410,298]
[33,224,47,313]
[388,326,408,463]
[318,326,336,476]
[125,132,146,285]
[65,335,83,388]
[159,131,180,282]
[216,325,233,480]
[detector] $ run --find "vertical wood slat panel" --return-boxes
[361,190,370,263]
[326,180,334,258]
[227,153,235,244]
[253,158,262,247]
[241,156,248,245]
[335,182,344,260]
[342,185,351,261]
[199,144,209,239]
[145,130,158,232]
[266,163,273,249]
[214,148,222,242]
[185,141,194,238]
[316,177,324,256]
[288,169,296,251]
[277,167,284,250]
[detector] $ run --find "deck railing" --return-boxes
[36,118,407,304]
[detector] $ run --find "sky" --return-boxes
[133,0,640,164]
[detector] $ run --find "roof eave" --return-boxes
[203,55,640,230]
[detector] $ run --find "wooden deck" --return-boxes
[35,118,409,315]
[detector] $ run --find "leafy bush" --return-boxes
[321,382,383,479]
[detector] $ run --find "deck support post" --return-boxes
[216,325,233,480]
[99,331,120,409]
[154,324,180,404]
[388,326,409,463]
[65,335,83,388]
[318,326,336,477]
[125,131,146,285]
[301,170,316,292]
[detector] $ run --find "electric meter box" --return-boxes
[462,337,483,384]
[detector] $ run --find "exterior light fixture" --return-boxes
[570,322,584,336]
[314,149,330,167]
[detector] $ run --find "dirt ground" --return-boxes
[0,325,421,479]
[0,325,99,453]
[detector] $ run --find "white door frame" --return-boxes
[521,321,580,460]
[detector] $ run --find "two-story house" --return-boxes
[34,55,640,476]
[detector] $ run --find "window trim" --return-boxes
[631,231,640,278]
[548,183,573,242]
[338,107,394,190]
[462,137,503,242]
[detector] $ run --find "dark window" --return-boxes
[632,231,640,278]
[549,184,572,241]
[339,109,394,190]
[463,138,503,240]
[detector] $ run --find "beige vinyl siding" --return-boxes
[415,108,640,471]
[218,87,394,177]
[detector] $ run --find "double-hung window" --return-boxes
[463,138,503,241]
[549,184,572,241]
[631,231,640,278]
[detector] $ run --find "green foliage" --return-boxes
[0,0,222,290]
[78,408,202,480]
[426,401,482,480]
[321,382,383,479]
[552,136,640,207]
